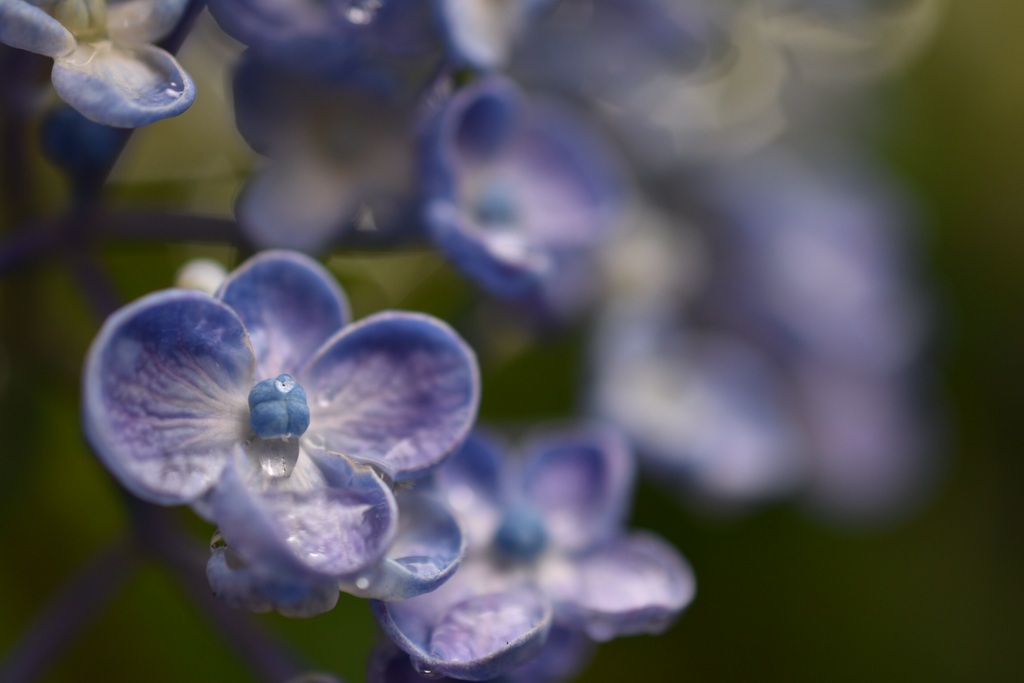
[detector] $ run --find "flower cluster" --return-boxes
[0,0,945,680]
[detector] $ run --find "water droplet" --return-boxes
[164,79,185,97]
[355,576,370,590]
[411,660,443,679]
[344,0,381,25]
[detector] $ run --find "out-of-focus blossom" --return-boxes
[207,0,443,79]
[373,428,695,680]
[592,301,806,508]
[83,251,480,614]
[700,149,927,374]
[231,54,421,253]
[421,75,620,316]
[0,0,195,126]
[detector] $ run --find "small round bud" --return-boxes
[248,374,311,439]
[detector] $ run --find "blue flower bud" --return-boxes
[248,374,311,439]
[493,504,548,562]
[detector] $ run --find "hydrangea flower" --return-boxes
[591,301,806,508]
[421,75,620,315]
[0,0,196,127]
[83,251,480,614]
[373,427,695,680]
[230,53,421,253]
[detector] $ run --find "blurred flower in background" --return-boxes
[3,0,1022,682]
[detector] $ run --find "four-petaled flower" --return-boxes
[83,250,479,615]
[373,426,695,680]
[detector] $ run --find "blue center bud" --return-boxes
[247,374,311,439]
[493,505,548,563]
[475,182,519,228]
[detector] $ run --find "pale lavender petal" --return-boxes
[343,490,464,600]
[218,251,350,379]
[82,290,253,505]
[303,312,480,480]
[212,446,398,578]
[541,532,696,641]
[207,545,340,617]
[51,41,194,127]
[432,431,508,549]
[0,0,75,57]
[521,426,635,553]
[797,363,936,525]
[373,582,552,681]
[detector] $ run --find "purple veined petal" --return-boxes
[302,311,480,481]
[541,532,696,641]
[373,580,553,681]
[342,490,465,600]
[82,290,253,505]
[521,426,635,553]
[217,250,350,379]
[51,40,195,127]
[212,445,398,578]
[207,544,340,617]
[106,0,190,45]
[0,0,76,57]
[432,431,508,550]
[235,161,360,254]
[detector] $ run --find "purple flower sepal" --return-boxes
[0,0,195,127]
[372,427,695,679]
[83,250,479,612]
[421,76,620,314]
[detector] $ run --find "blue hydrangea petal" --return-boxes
[212,446,398,578]
[51,41,195,127]
[106,0,190,45]
[541,532,696,641]
[217,251,351,379]
[432,431,507,549]
[0,0,76,57]
[82,290,253,505]
[521,427,635,554]
[235,162,359,253]
[207,545,340,617]
[373,579,552,681]
[302,312,480,480]
[343,490,464,601]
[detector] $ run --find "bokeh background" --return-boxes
[1,0,1023,681]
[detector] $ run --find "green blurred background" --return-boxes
[2,0,1023,681]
